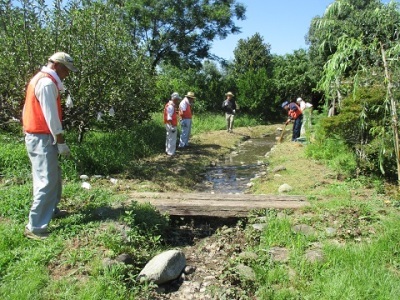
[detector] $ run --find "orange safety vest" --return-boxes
[163,101,177,126]
[179,99,192,119]
[23,72,62,134]
[288,103,302,120]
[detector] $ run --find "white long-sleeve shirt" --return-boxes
[34,67,65,139]
[166,101,175,121]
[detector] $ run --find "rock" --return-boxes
[235,264,256,281]
[238,251,258,261]
[278,183,292,193]
[305,249,324,263]
[292,224,316,236]
[268,247,289,262]
[81,182,91,189]
[115,253,133,265]
[252,223,268,231]
[273,165,287,173]
[325,227,337,236]
[184,265,196,275]
[80,174,89,180]
[138,249,186,285]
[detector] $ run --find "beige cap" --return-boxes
[49,52,77,72]
[225,91,234,97]
[171,92,181,100]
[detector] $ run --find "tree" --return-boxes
[272,49,318,104]
[0,0,49,127]
[57,0,157,137]
[315,0,400,183]
[232,33,274,118]
[111,0,246,69]
[233,33,272,75]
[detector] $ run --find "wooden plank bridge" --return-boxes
[129,192,309,218]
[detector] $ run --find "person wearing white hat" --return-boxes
[178,91,196,149]
[22,52,77,240]
[164,92,181,155]
[222,92,237,133]
[296,97,313,136]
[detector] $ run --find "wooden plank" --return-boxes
[129,192,309,217]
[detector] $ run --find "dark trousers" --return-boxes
[292,115,303,141]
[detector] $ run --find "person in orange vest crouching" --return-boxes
[178,91,196,149]
[281,100,303,142]
[22,52,77,240]
[164,92,181,156]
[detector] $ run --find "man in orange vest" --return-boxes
[22,52,77,240]
[178,92,196,149]
[282,100,303,142]
[164,92,181,156]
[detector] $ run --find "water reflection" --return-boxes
[195,136,276,194]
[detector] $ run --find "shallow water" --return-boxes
[195,135,276,194]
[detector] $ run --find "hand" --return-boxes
[232,110,236,114]
[285,119,290,125]
[171,126,176,133]
[57,143,71,156]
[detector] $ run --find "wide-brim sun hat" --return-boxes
[185,91,196,98]
[281,101,289,108]
[49,52,77,72]
[225,91,234,97]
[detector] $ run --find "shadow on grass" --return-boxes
[54,198,243,248]
[125,143,223,190]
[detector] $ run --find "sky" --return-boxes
[210,0,395,60]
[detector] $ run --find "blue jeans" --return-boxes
[292,116,303,141]
[179,119,192,147]
[25,133,61,233]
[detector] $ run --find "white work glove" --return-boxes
[233,109,236,114]
[171,126,176,133]
[57,143,71,156]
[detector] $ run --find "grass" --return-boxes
[1,113,400,299]
[0,113,263,299]
[248,133,400,299]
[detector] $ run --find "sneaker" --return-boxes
[53,209,69,219]
[24,228,49,240]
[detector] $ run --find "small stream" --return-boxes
[195,134,277,194]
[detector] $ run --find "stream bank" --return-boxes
[142,125,287,299]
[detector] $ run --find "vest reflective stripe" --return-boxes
[23,73,62,134]
[179,101,192,119]
[164,102,177,126]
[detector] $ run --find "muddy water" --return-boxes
[195,135,276,193]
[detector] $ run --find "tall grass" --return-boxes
[191,112,262,134]
[0,113,262,179]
